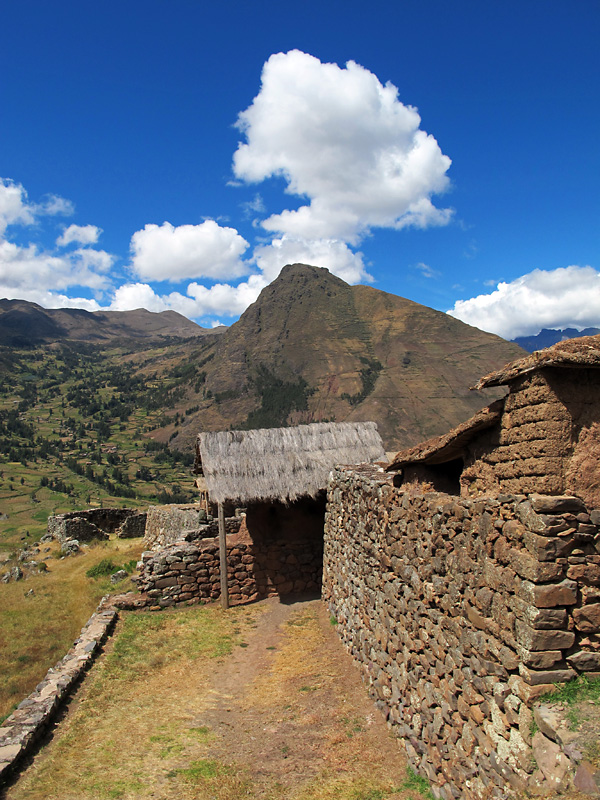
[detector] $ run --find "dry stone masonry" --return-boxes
[136,515,322,607]
[48,507,147,546]
[323,465,600,799]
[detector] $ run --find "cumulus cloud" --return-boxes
[0,179,74,236]
[57,224,101,247]
[0,239,112,294]
[0,178,36,233]
[110,274,267,319]
[130,220,250,282]
[448,266,600,339]
[252,236,371,284]
[233,50,452,243]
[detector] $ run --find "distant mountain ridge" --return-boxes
[0,299,218,345]
[513,327,600,353]
[0,268,527,450]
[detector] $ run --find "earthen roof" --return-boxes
[475,334,600,389]
[386,399,504,471]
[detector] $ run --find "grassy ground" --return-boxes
[0,537,144,721]
[5,599,424,800]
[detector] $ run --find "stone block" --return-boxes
[518,579,578,608]
[518,648,563,669]
[510,549,565,582]
[573,603,600,632]
[515,620,575,650]
[519,665,577,686]
[530,495,586,514]
[567,563,600,585]
[566,650,600,671]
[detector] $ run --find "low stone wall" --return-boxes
[143,504,225,550]
[0,600,118,785]
[323,465,600,799]
[47,508,147,544]
[136,524,323,607]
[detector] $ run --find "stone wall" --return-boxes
[47,508,147,544]
[323,465,600,799]
[144,504,216,549]
[462,369,600,505]
[0,600,118,784]
[136,509,323,607]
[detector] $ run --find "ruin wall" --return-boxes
[135,523,322,607]
[323,465,600,800]
[47,508,147,544]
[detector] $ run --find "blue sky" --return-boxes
[1,0,598,339]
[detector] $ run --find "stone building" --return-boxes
[137,421,385,605]
[387,335,600,506]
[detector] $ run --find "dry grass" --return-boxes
[5,600,418,800]
[0,537,144,720]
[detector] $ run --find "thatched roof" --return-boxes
[387,399,504,471]
[475,334,600,389]
[196,421,385,504]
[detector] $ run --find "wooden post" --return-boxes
[218,501,229,610]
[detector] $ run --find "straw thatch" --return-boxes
[474,333,600,389]
[196,421,385,504]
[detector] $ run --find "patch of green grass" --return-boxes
[539,675,600,709]
[176,758,229,782]
[399,767,435,799]
[330,614,338,626]
[86,558,119,578]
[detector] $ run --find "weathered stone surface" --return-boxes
[515,620,575,651]
[519,579,578,608]
[574,761,600,796]
[531,731,571,791]
[530,495,586,515]
[573,603,600,632]
[323,464,600,800]
[519,665,577,685]
[567,650,600,671]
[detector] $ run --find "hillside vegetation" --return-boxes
[0,340,208,552]
[0,265,526,553]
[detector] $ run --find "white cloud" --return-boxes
[448,266,600,339]
[130,220,250,281]
[415,262,441,280]
[110,274,267,319]
[0,288,102,311]
[0,239,112,296]
[34,195,74,218]
[233,50,452,243]
[252,236,371,284]
[57,224,101,247]
[0,178,36,233]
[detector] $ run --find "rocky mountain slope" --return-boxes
[0,265,526,452]
[167,264,526,451]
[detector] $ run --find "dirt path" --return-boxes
[5,596,412,800]
[192,595,407,795]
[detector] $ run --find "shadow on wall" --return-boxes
[244,494,326,597]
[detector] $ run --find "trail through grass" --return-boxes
[6,599,415,800]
